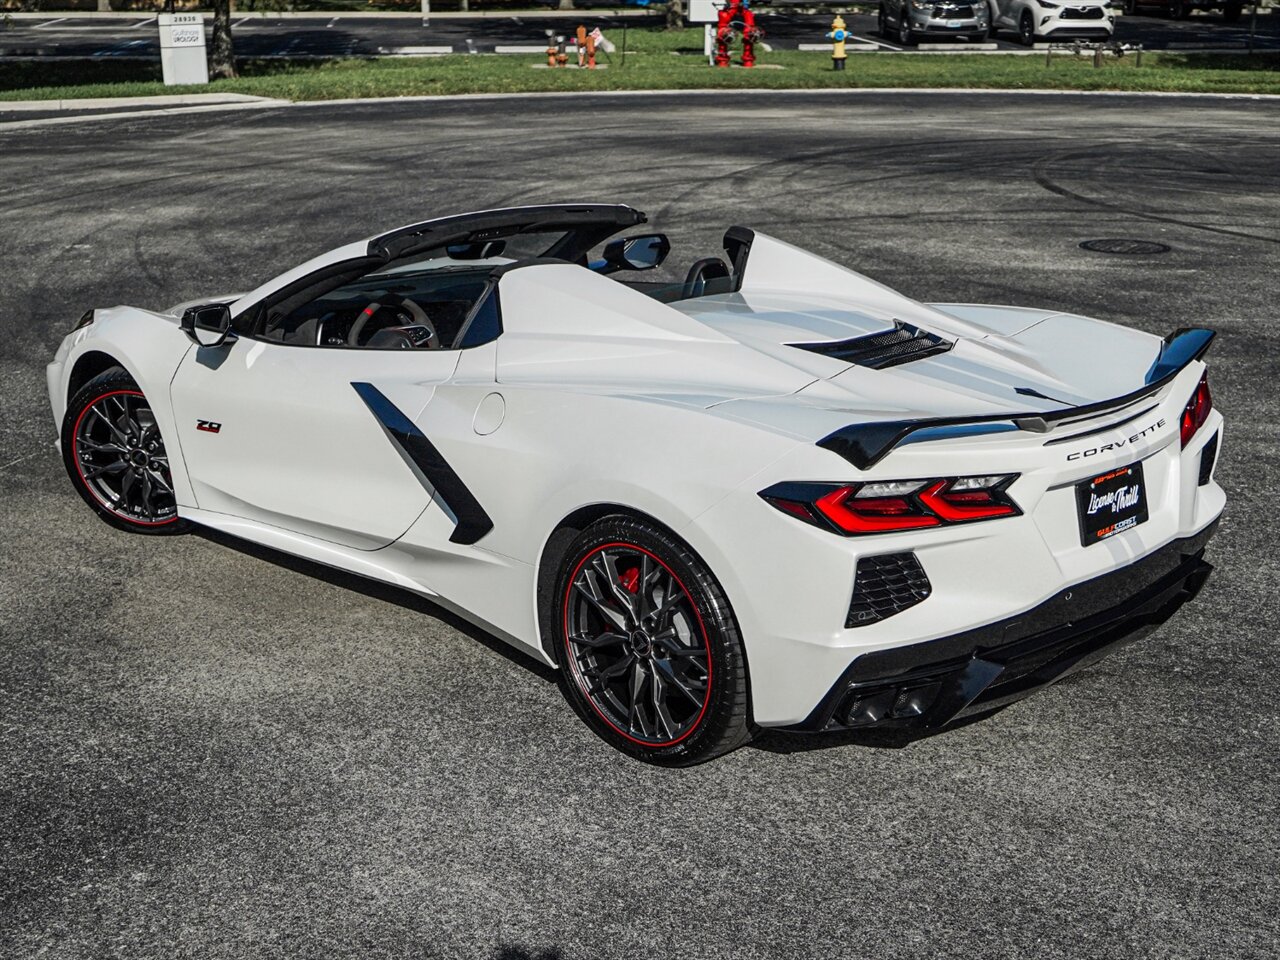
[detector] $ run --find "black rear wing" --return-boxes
[818,327,1215,470]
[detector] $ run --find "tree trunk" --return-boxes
[210,0,236,80]
[557,0,575,10]
[97,0,112,11]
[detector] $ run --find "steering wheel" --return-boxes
[348,297,439,348]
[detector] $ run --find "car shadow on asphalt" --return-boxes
[749,707,1008,754]
[193,526,559,685]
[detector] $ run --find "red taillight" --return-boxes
[762,475,1020,536]
[918,480,1018,522]
[1180,373,1212,448]
[814,487,940,534]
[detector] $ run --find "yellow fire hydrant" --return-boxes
[826,15,852,71]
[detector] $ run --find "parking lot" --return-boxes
[2,91,1278,958]
[1,8,1276,58]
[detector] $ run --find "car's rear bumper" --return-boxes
[781,518,1217,732]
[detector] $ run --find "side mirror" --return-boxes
[601,233,671,274]
[181,303,237,348]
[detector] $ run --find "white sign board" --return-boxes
[158,12,209,85]
[688,0,720,24]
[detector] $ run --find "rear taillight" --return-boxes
[761,475,1020,536]
[1180,373,1212,448]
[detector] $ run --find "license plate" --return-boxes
[947,19,964,26]
[1076,461,1149,547]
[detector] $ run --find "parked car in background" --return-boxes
[879,0,992,44]
[989,0,1115,43]
[1122,0,1244,21]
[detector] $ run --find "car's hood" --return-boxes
[493,261,1166,445]
[671,290,1164,442]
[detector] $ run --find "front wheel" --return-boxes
[61,368,189,535]
[1123,0,1137,14]
[1019,10,1036,44]
[553,516,751,766]
[1169,0,1189,17]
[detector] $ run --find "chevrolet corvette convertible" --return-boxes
[47,204,1224,765]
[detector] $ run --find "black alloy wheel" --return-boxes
[62,368,188,534]
[879,5,890,36]
[1019,10,1036,44]
[554,517,751,765]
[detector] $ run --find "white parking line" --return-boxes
[32,18,67,29]
[798,42,879,51]
[130,17,157,29]
[853,32,903,51]
[326,17,337,27]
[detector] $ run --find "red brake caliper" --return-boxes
[619,567,640,594]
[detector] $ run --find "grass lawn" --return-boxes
[2,28,1278,100]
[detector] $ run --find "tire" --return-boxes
[1123,0,1136,14]
[61,367,190,535]
[1169,0,1188,17]
[898,10,917,45]
[1019,10,1036,44]
[552,516,752,766]
[1222,3,1241,20]
[878,5,890,36]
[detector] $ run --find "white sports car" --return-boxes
[48,204,1223,765]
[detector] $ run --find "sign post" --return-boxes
[158,12,209,86]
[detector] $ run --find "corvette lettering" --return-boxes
[196,419,222,434]
[1066,418,1166,461]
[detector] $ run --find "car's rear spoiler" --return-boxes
[818,327,1215,470]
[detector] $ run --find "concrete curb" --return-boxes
[282,85,1280,106]
[2,85,1276,131]
[0,92,281,113]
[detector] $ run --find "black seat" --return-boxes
[682,257,733,300]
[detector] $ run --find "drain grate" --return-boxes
[1079,238,1172,255]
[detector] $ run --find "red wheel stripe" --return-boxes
[71,388,178,528]
[562,541,713,749]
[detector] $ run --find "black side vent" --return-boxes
[1198,432,1219,486]
[790,322,952,370]
[846,553,932,628]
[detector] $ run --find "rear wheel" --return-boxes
[1123,0,1137,14]
[61,368,189,535]
[553,516,751,766]
[1169,0,1189,17]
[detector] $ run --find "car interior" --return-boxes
[248,224,741,351]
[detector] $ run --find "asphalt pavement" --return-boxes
[1,91,1278,959]
[1,8,1276,57]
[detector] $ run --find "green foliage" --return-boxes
[2,29,1278,100]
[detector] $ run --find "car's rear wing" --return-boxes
[818,327,1215,470]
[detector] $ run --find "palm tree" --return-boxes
[210,0,236,79]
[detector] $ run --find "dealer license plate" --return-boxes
[1076,461,1149,547]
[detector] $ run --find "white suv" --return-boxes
[989,0,1115,44]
